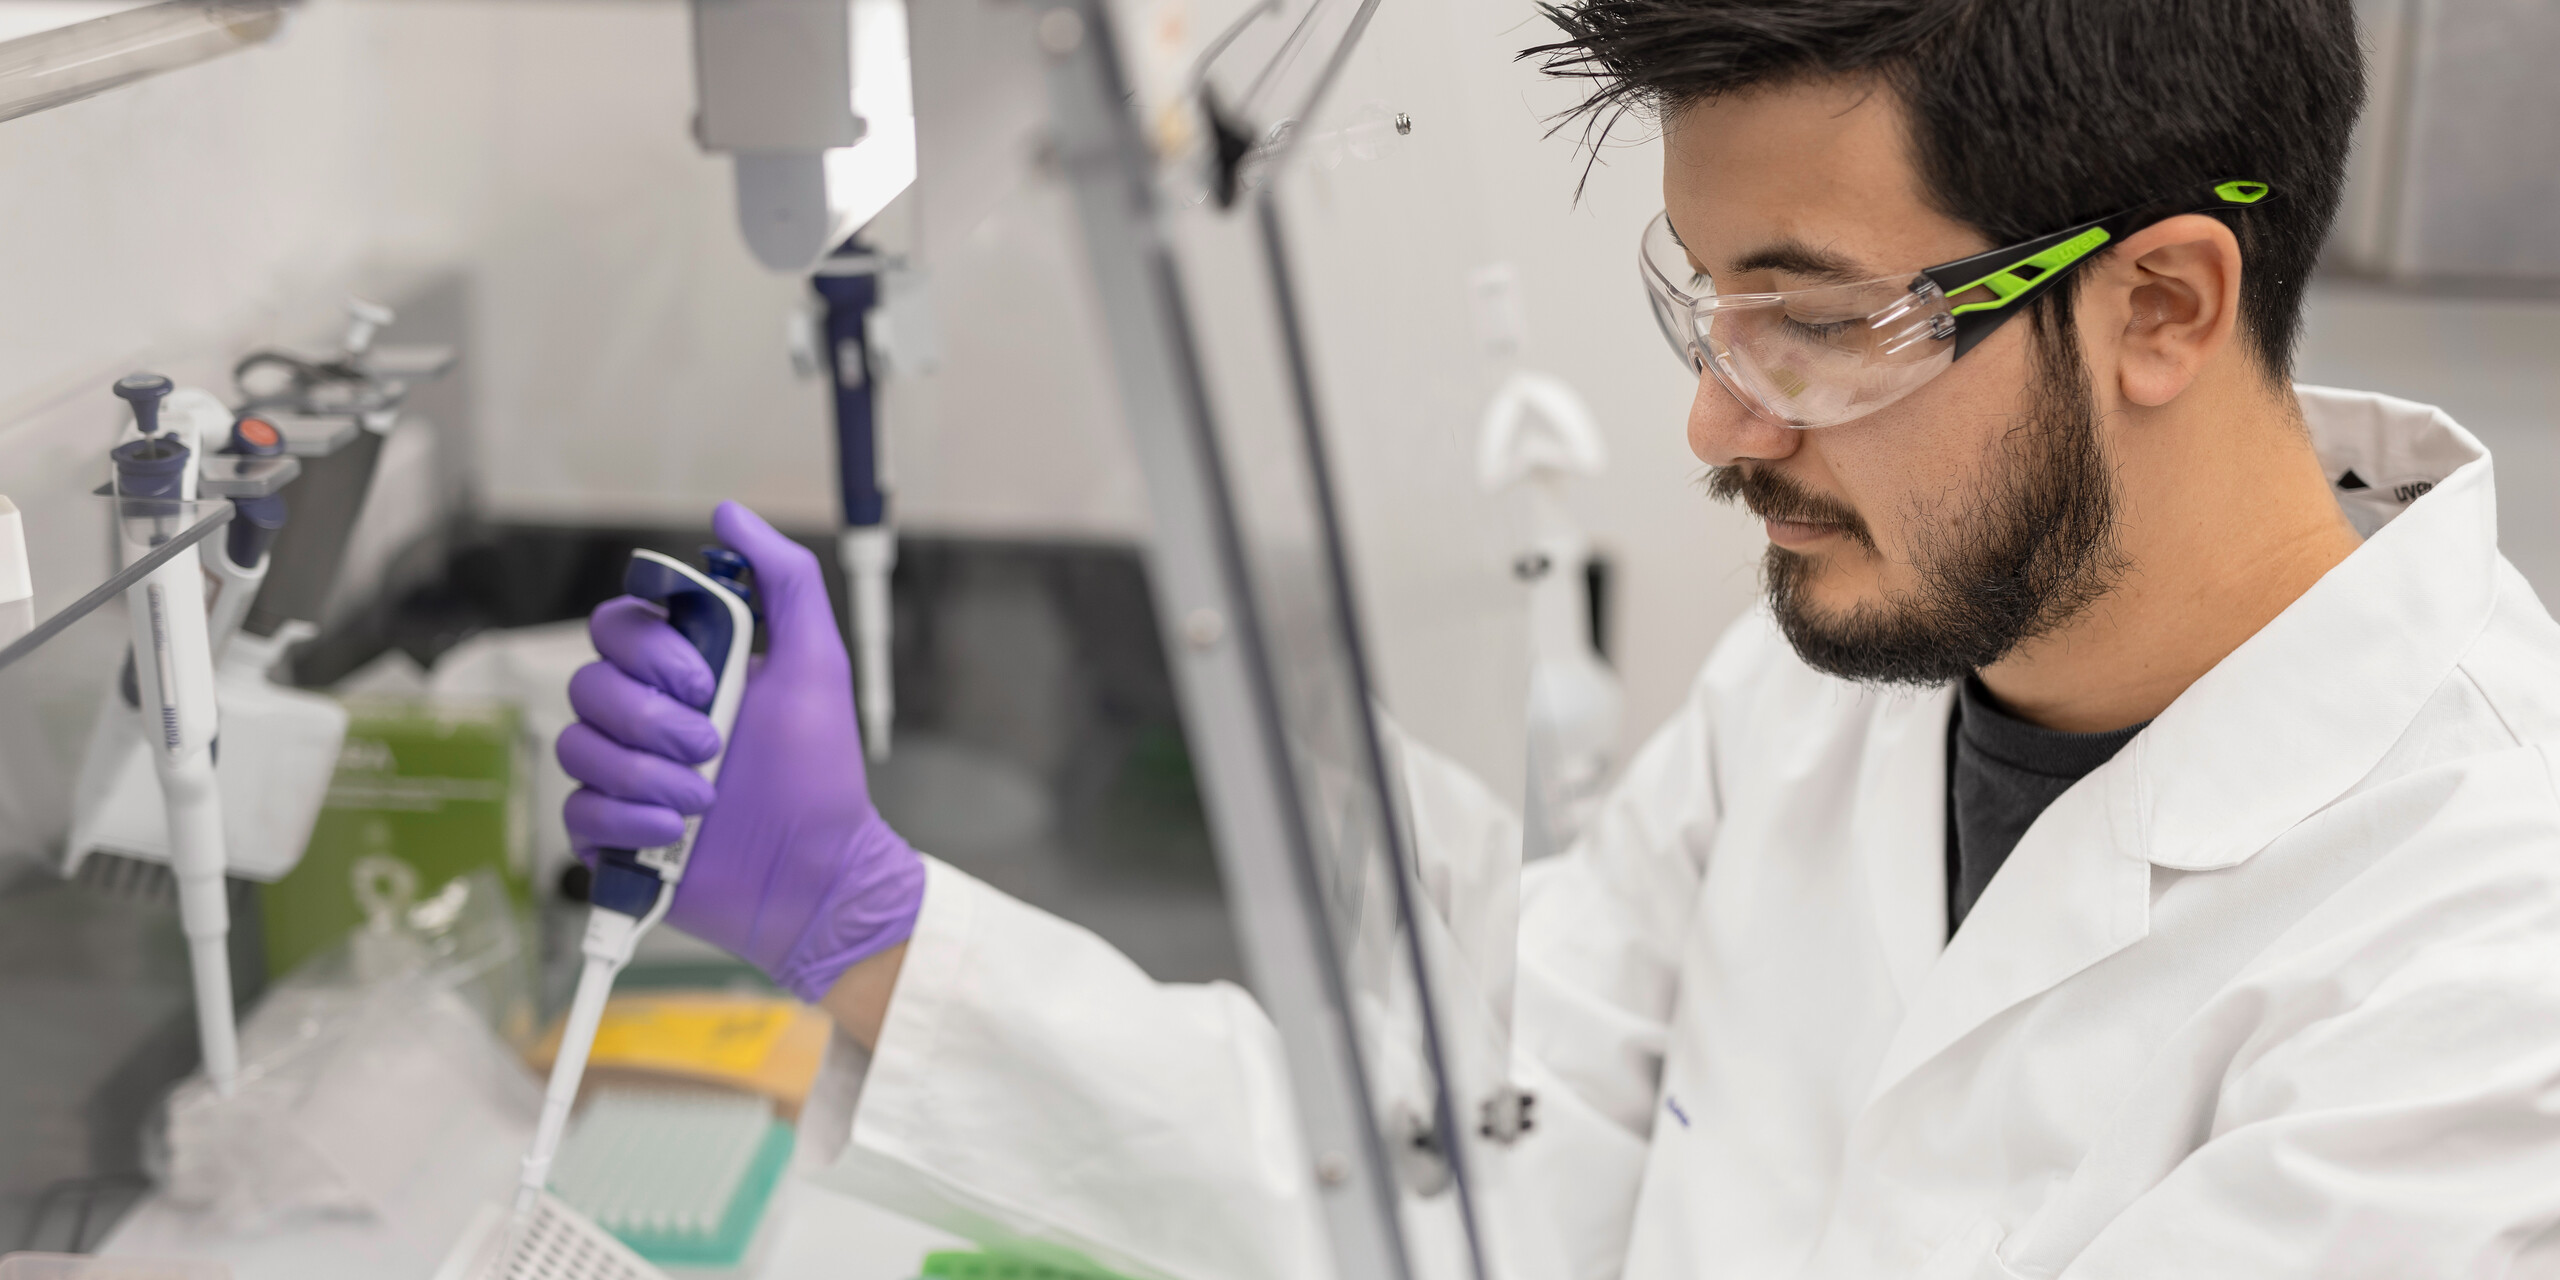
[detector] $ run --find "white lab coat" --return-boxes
[799,386,2560,1279]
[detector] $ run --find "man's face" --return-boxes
[1666,80,2124,683]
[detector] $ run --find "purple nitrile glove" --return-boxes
[556,501,923,1002]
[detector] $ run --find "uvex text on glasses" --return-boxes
[1642,180,2274,429]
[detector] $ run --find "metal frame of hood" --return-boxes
[1033,2,1481,1278]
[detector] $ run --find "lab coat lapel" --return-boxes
[1861,388,2501,1105]
[1862,756,2150,1105]
[1849,683,1956,1005]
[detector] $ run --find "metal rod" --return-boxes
[1255,185,1492,1280]
[1264,0,1384,165]
[1187,0,1278,100]
[0,503,231,673]
[1040,1,1414,1273]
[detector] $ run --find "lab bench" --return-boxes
[97,1174,966,1280]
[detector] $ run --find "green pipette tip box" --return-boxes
[921,1250,1139,1280]
[261,696,532,977]
[610,1120,795,1268]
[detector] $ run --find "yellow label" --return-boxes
[586,997,799,1075]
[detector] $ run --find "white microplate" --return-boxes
[434,1191,668,1280]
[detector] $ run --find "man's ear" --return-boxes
[2100,213,2244,408]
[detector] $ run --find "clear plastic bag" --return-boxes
[150,867,539,1235]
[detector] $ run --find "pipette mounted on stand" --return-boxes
[106,373,241,1095]
[65,378,325,891]
[200,412,293,663]
[814,243,896,763]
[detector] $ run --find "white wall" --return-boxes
[0,0,858,857]
[362,3,844,529]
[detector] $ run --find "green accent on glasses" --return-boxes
[1944,225,2116,318]
[1918,179,2277,358]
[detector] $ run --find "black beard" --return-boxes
[1708,323,2126,686]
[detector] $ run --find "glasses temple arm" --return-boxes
[1918,179,2274,359]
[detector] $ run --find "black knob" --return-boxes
[113,373,174,438]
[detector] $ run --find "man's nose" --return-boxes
[1686,366,1801,467]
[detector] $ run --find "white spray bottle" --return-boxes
[1477,369,1623,860]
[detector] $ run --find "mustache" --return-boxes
[1705,465,1875,550]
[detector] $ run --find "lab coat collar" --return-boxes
[1865,386,2499,1103]
[2130,386,2497,873]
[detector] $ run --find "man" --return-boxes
[556,0,2560,1275]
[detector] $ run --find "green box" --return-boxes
[261,696,531,978]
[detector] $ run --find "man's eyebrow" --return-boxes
[1728,240,1872,285]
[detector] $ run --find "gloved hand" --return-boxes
[556,501,923,1002]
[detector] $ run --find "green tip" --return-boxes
[2214,180,2271,204]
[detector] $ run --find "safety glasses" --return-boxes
[1642,180,2273,428]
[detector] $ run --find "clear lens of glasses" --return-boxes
[1640,212,1958,429]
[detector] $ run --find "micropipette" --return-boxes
[200,412,290,662]
[814,248,896,762]
[108,372,240,1095]
[501,547,756,1259]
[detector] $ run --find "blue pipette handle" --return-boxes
[590,548,755,917]
[813,262,885,529]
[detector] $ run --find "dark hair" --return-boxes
[1527,0,2365,381]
